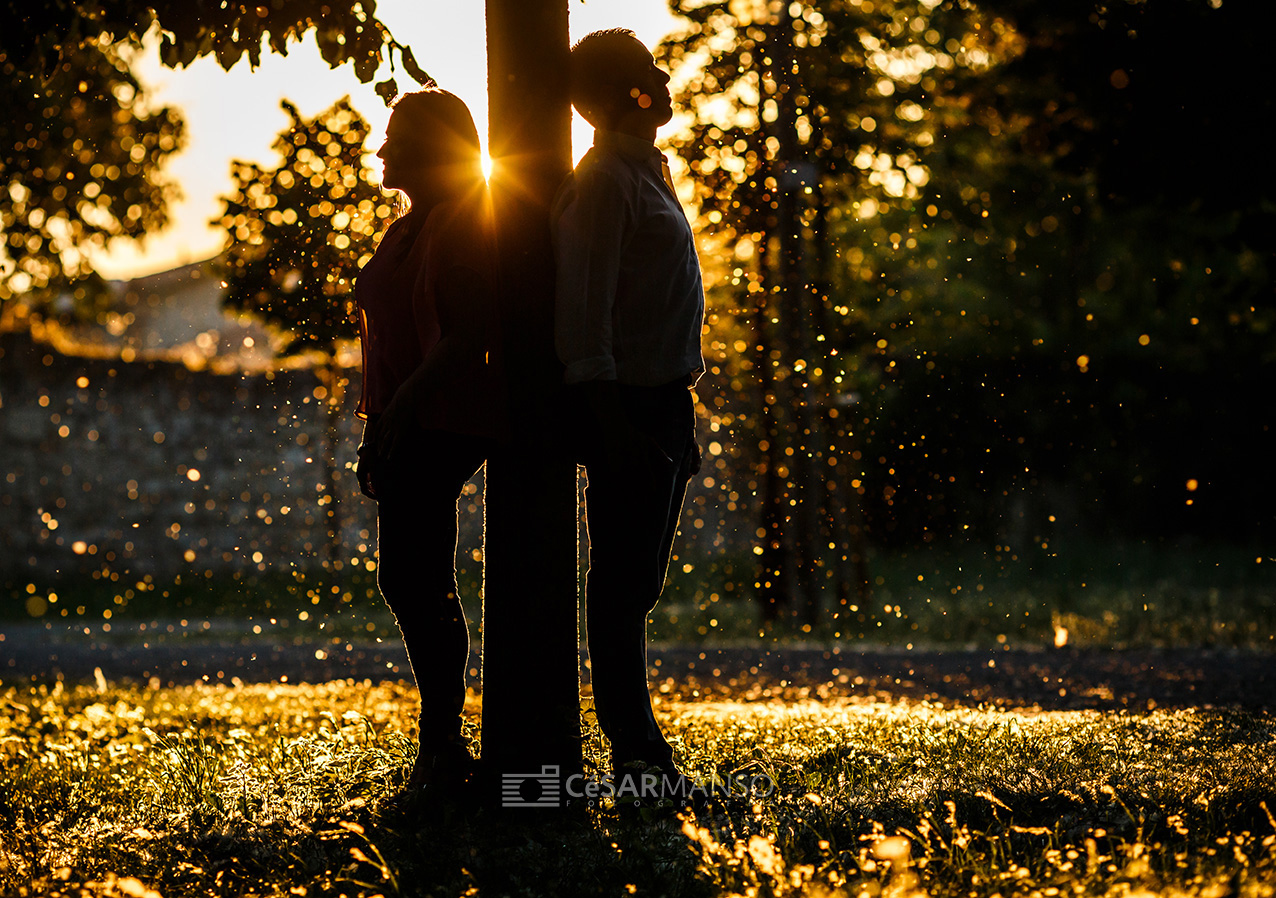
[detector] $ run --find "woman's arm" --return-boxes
[356,417,379,498]
[370,262,492,458]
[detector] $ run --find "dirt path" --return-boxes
[2,621,1272,712]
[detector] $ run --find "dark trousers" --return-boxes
[579,381,697,766]
[372,426,487,749]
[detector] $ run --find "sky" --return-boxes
[93,0,683,280]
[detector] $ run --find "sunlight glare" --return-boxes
[90,0,680,279]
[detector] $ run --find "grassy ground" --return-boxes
[2,678,1273,898]
[4,539,1271,895]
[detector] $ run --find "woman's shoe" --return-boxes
[408,738,475,799]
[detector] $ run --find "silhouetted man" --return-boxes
[553,28,705,784]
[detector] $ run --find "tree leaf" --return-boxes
[374,78,398,105]
[399,45,433,87]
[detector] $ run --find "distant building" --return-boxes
[48,257,281,372]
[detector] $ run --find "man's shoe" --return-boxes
[609,759,713,819]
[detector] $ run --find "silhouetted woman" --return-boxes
[353,88,502,796]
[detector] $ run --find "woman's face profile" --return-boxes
[376,110,424,193]
[376,105,474,200]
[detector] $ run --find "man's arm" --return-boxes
[575,378,674,471]
[554,163,672,471]
[552,164,628,384]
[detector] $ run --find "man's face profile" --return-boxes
[611,36,673,127]
[574,33,673,132]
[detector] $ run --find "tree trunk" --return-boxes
[809,153,872,621]
[755,275,790,622]
[480,0,582,779]
[770,5,822,624]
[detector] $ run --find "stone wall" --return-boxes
[2,329,747,593]
[0,330,403,581]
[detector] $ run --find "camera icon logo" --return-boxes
[501,765,562,808]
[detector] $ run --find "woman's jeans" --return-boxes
[371,425,487,749]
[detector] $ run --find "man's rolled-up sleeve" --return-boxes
[552,165,628,384]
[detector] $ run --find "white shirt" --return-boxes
[552,130,705,387]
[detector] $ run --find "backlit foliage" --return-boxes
[0,37,183,314]
[214,98,390,355]
[659,0,1011,618]
[661,0,997,250]
[0,0,426,318]
[662,0,1276,582]
[212,98,387,571]
[0,0,427,97]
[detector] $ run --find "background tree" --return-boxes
[659,0,1004,625]
[831,0,1276,546]
[214,97,389,571]
[2,0,423,89]
[945,0,1276,542]
[1,0,424,320]
[663,0,1275,617]
[0,36,184,317]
